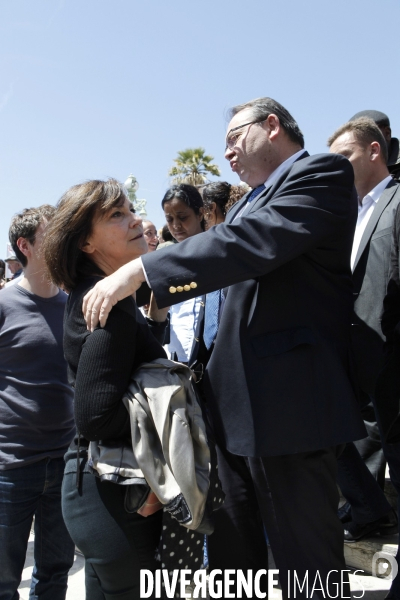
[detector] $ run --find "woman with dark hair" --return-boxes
[43,179,168,599]
[159,184,205,364]
[162,183,205,239]
[202,181,246,230]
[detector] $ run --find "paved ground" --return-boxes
[19,534,393,599]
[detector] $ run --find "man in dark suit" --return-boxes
[84,97,366,598]
[379,203,400,441]
[328,119,400,549]
[378,201,400,600]
[344,111,400,502]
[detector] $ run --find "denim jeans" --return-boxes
[0,457,75,600]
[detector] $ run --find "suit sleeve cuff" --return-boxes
[140,257,152,288]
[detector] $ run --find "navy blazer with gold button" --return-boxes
[142,152,366,457]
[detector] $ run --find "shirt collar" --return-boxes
[362,175,393,205]
[263,149,307,189]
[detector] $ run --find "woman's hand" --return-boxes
[137,491,163,517]
[83,258,146,330]
[147,292,170,323]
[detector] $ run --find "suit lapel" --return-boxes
[225,191,251,223]
[245,184,274,216]
[353,180,398,270]
[225,190,251,223]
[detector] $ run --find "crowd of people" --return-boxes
[1,98,400,600]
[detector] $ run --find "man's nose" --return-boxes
[225,146,234,160]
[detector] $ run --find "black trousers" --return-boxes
[355,400,387,489]
[62,469,162,600]
[337,441,391,524]
[209,444,350,600]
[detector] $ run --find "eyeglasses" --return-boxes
[225,119,265,151]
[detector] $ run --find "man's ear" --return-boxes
[264,114,280,141]
[370,141,381,162]
[16,237,30,259]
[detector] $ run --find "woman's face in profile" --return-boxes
[163,197,204,242]
[82,197,148,275]
[142,221,159,252]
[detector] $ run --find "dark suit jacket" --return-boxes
[375,196,400,441]
[382,199,400,347]
[142,152,366,457]
[351,179,400,398]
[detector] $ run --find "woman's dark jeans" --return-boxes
[62,468,162,600]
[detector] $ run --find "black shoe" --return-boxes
[338,501,352,524]
[344,510,398,542]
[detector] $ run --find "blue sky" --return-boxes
[1,0,399,253]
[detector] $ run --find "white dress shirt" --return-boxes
[167,296,202,362]
[351,175,392,270]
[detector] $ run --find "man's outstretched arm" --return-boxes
[83,154,355,330]
[83,259,145,331]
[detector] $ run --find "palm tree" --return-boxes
[168,147,221,185]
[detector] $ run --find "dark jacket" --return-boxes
[376,196,400,441]
[351,179,400,398]
[142,152,366,457]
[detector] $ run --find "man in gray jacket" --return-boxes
[329,119,400,555]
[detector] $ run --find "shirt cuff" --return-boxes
[140,257,152,288]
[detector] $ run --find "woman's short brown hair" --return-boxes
[44,178,128,291]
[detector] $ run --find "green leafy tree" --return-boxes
[168,147,221,185]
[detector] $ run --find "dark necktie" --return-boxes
[247,183,266,203]
[203,289,223,350]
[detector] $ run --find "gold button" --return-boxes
[176,286,183,292]
[169,286,177,294]
[190,282,197,289]
[184,285,190,291]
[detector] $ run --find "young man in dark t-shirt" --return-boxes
[0,206,75,600]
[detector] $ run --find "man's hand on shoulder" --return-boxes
[83,258,145,331]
